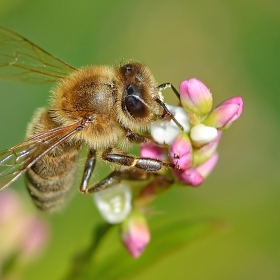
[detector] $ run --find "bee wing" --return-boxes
[0,27,76,84]
[0,121,83,190]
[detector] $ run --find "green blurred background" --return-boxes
[0,0,279,279]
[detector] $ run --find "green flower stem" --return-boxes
[63,223,113,280]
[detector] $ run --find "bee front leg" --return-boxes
[125,129,152,144]
[102,148,179,172]
[79,149,96,193]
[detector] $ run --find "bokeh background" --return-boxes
[0,0,279,279]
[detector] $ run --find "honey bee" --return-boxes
[0,27,182,211]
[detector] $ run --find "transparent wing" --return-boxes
[0,27,77,84]
[0,121,83,190]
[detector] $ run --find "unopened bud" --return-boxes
[140,142,166,161]
[169,132,192,170]
[196,153,219,178]
[179,78,213,116]
[174,168,204,187]
[121,210,150,258]
[204,96,244,129]
[193,131,222,166]
[21,217,49,257]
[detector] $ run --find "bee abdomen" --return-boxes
[25,108,81,212]
[25,147,79,212]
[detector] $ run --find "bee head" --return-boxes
[116,62,162,129]
[115,61,183,132]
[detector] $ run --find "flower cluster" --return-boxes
[0,190,49,278]
[93,78,244,258]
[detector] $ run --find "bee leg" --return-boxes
[102,149,179,172]
[125,129,168,149]
[86,167,149,193]
[79,149,96,193]
[125,129,153,144]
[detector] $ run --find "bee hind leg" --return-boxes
[102,148,179,172]
[81,147,179,194]
[85,168,149,193]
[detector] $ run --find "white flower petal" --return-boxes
[172,106,190,132]
[151,104,190,144]
[151,120,180,144]
[190,124,218,144]
[93,183,132,224]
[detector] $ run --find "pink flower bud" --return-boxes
[21,217,49,257]
[196,153,219,178]
[169,132,192,170]
[121,210,150,258]
[204,96,244,129]
[140,143,166,161]
[179,78,213,116]
[174,168,204,186]
[193,131,222,166]
[0,190,20,223]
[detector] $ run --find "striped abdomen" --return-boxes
[25,108,80,212]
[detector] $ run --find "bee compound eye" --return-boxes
[125,95,147,118]
[126,84,134,95]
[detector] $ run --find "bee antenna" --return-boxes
[155,98,184,131]
[157,83,180,100]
